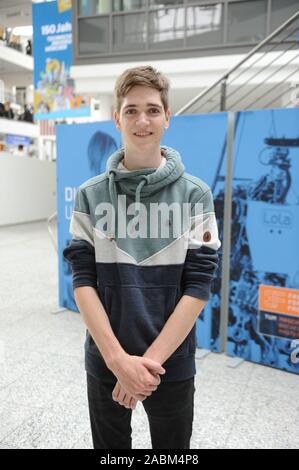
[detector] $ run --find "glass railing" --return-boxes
[0,27,32,56]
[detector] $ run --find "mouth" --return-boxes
[133,132,153,138]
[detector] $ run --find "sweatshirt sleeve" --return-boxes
[63,187,97,290]
[182,189,221,301]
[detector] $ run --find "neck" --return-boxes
[122,145,163,171]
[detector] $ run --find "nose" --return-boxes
[136,112,150,126]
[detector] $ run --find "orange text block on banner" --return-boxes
[259,285,299,317]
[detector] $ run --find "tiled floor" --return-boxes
[0,221,298,449]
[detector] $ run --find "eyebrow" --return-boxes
[123,103,163,110]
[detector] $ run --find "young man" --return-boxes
[63,65,221,449]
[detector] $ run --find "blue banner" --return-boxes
[32,0,90,120]
[227,108,299,374]
[162,113,227,352]
[56,122,121,312]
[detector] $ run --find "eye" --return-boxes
[125,109,135,115]
[150,108,160,113]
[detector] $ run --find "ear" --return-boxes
[113,109,121,131]
[164,109,171,129]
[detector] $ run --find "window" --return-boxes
[113,13,147,51]
[227,0,267,44]
[186,3,223,46]
[149,7,185,49]
[78,0,110,16]
[78,16,109,54]
[112,0,146,11]
[271,0,299,33]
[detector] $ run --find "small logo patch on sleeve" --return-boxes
[203,231,211,242]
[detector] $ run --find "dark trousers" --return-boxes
[87,373,195,449]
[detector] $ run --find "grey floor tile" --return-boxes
[0,382,90,449]
[225,385,299,449]
[248,362,299,396]
[0,443,19,449]
[0,350,46,388]
[191,375,247,449]
[131,402,152,449]
[0,356,80,409]
[1,221,299,449]
[71,430,93,449]
[0,402,42,442]
[196,352,255,385]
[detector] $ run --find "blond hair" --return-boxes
[114,65,170,113]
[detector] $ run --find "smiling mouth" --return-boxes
[134,132,153,137]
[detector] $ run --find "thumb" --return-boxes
[142,357,165,374]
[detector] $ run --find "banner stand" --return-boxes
[218,111,235,352]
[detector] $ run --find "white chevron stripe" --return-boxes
[72,210,221,265]
[70,211,94,247]
[139,230,189,266]
[93,226,137,264]
[188,212,221,251]
[93,226,189,266]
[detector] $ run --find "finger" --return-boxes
[141,390,152,397]
[123,395,133,409]
[135,394,147,402]
[149,378,160,387]
[145,378,160,389]
[130,392,145,401]
[143,384,158,392]
[146,374,161,386]
[112,382,121,401]
[142,358,165,375]
[113,383,129,405]
[117,389,127,404]
[146,365,166,375]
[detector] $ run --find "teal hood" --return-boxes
[106,146,185,215]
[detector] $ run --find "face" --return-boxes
[113,85,170,152]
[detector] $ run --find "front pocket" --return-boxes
[102,285,179,356]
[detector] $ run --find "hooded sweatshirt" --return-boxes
[63,146,221,382]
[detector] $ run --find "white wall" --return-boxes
[0,154,56,226]
[0,45,33,71]
[0,118,38,137]
[1,72,34,90]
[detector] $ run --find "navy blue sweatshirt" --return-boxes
[63,146,221,382]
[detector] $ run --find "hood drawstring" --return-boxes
[108,171,118,211]
[108,172,148,237]
[106,146,185,238]
[135,177,147,206]
[108,171,118,237]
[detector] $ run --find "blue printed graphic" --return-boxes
[227,109,299,374]
[56,121,120,312]
[32,1,90,119]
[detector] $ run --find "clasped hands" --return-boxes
[111,354,165,410]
